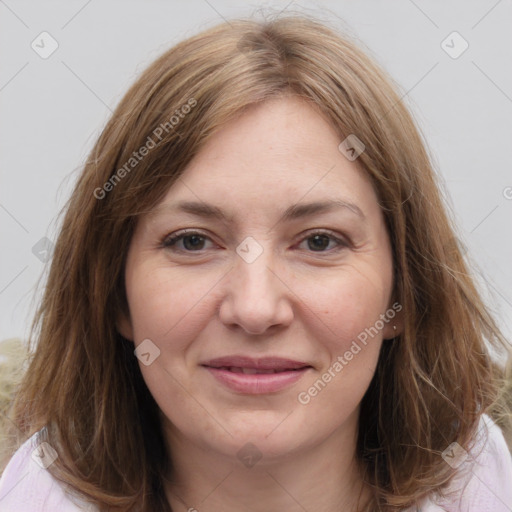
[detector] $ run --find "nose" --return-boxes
[218,251,294,335]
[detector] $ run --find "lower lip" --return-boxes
[203,367,310,394]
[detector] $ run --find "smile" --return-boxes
[201,356,312,394]
[218,367,299,374]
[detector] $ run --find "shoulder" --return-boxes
[417,414,512,512]
[0,429,98,512]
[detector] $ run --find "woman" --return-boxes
[0,15,511,512]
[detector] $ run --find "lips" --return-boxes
[202,356,310,372]
[201,356,312,394]
[220,367,287,374]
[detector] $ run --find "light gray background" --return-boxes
[1,1,511,349]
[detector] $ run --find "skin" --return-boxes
[119,96,401,511]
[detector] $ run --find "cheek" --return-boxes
[125,263,219,345]
[297,264,392,347]
[294,266,389,414]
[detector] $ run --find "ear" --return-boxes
[382,301,404,340]
[117,310,134,341]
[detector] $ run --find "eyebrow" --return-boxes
[280,199,365,221]
[151,199,365,222]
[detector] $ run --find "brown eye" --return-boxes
[182,234,206,250]
[163,232,213,251]
[298,231,347,252]
[307,234,331,251]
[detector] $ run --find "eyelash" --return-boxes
[161,229,349,254]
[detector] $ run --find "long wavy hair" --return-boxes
[4,14,510,511]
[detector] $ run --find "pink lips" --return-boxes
[201,356,312,394]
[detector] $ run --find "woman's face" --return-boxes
[120,96,397,462]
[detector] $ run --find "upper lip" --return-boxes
[201,356,311,371]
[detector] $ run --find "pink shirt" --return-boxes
[0,415,511,511]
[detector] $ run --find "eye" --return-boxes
[162,230,215,252]
[297,231,348,252]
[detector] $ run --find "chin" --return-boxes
[220,415,314,458]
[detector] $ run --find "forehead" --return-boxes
[151,96,380,221]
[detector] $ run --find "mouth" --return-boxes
[201,356,312,394]
[211,366,305,374]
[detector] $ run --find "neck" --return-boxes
[163,415,370,512]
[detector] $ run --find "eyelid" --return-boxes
[294,229,350,249]
[161,228,350,253]
[162,229,216,249]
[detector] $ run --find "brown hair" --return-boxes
[5,14,510,511]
